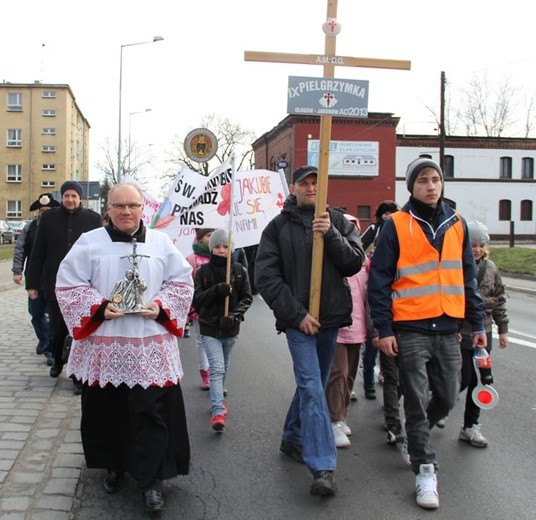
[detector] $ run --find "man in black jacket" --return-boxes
[255,166,364,497]
[26,181,102,390]
[12,193,60,362]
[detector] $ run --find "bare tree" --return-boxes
[424,72,531,137]
[522,89,536,138]
[457,74,518,137]
[95,137,155,186]
[163,114,256,182]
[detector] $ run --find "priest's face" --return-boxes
[107,184,144,234]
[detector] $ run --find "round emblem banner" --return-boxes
[184,128,218,163]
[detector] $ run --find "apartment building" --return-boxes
[0,82,90,220]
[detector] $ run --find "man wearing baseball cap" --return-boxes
[25,181,102,393]
[255,166,364,496]
[368,157,486,509]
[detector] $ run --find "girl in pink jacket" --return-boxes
[326,215,369,448]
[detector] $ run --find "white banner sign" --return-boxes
[152,165,288,257]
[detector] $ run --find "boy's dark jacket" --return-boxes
[193,255,253,338]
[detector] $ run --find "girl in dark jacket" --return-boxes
[193,229,252,432]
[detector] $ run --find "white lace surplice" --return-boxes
[56,227,193,389]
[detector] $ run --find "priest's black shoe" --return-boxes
[143,489,165,512]
[103,471,125,494]
[49,362,63,378]
[73,380,83,396]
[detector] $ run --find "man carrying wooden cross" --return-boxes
[255,165,364,496]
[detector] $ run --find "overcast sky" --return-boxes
[3,0,534,190]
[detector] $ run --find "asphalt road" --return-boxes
[71,293,536,520]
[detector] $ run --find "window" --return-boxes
[7,200,22,218]
[7,92,22,111]
[357,205,371,220]
[42,127,56,135]
[41,180,55,188]
[42,90,56,98]
[444,155,454,178]
[41,164,56,171]
[521,200,533,221]
[522,157,534,179]
[499,200,511,221]
[42,109,56,117]
[500,157,512,179]
[41,145,56,153]
[7,129,22,147]
[6,164,22,182]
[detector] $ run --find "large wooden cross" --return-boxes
[245,0,411,324]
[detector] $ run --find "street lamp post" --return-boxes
[117,36,163,183]
[128,108,152,175]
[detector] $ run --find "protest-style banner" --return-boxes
[152,162,289,257]
[195,168,289,248]
[121,175,162,227]
[151,159,234,255]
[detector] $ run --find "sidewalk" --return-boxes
[0,256,535,518]
[0,282,82,519]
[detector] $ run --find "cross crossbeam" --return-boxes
[244,50,411,71]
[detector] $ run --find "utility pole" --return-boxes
[439,71,446,172]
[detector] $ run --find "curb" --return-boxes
[504,284,536,297]
[501,271,536,297]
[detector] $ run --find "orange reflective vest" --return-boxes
[391,211,465,321]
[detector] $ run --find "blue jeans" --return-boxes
[28,290,52,357]
[396,331,461,473]
[193,320,209,371]
[202,335,237,416]
[283,327,338,474]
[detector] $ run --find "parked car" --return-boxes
[0,220,14,244]
[7,220,31,241]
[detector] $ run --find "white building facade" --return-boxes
[396,135,536,240]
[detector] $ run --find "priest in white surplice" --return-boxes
[55,183,193,514]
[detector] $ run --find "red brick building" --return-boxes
[252,113,399,227]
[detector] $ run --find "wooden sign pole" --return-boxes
[245,0,411,322]
[309,0,337,321]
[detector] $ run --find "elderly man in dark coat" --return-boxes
[26,181,102,391]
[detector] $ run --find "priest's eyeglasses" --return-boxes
[110,203,143,210]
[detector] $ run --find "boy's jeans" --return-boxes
[395,331,461,474]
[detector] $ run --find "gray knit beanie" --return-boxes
[405,158,443,193]
[467,220,490,245]
[209,229,234,252]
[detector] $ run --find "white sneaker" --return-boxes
[459,424,488,447]
[436,417,448,428]
[350,390,358,401]
[332,421,351,448]
[399,437,411,466]
[339,420,352,436]
[415,463,439,509]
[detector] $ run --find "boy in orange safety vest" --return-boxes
[368,158,486,511]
